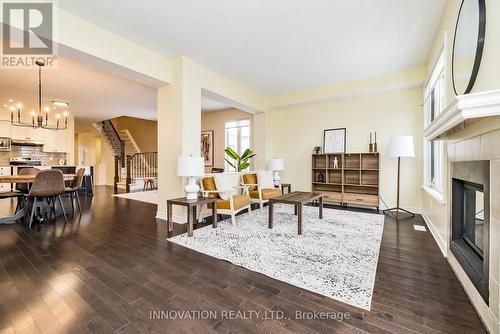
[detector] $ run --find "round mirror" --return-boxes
[452,0,486,95]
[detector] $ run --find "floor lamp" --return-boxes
[384,135,415,218]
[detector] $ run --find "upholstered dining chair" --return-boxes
[64,168,85,216]
[15,167,41,194]
[25,170,67,228]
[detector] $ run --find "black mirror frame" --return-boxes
[452,0,486,96]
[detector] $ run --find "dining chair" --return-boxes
[16,168,41,194]
[0,168,41,218]
[25,170,67,228]
[64,168,85,216]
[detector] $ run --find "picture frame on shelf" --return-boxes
[323,128,346,154]
[201,130,214,166]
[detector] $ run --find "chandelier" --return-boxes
[10,59,68,131]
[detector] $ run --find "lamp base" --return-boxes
[184,176,200,200]
[272,171,281,187]
[383,207,415,219]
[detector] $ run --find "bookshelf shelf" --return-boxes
[312,153,380,210]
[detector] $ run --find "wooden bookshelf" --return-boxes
[311,153,379,210]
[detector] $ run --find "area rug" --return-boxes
[169,204,384,310]
[113,190,158,205]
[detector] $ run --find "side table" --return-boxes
[167,197,217,237]
[280,183,292,194]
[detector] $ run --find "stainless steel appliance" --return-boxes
[0,137,11,151]
[10,157,43,176]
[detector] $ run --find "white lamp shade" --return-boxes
[177,156,205,176]
[388,135,415,158]
[268,158,285,171]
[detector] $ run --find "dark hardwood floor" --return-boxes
[0,186,487,333]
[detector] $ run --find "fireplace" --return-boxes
[451,161,490,303]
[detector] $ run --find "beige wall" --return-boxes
[75,126,115,186]
[201,108,254,173]
[114,116,158,152]
[267,87,424,210]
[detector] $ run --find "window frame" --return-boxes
[423,49,446,202]
[224,118,252,171]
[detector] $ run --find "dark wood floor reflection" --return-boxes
[0,186,487,333]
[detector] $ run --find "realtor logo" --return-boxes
[1,1,57,68]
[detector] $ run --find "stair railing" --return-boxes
[102,120,126,167]
[125,152,158,192]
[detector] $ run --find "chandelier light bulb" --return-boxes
[16,103,22,109]
[56,114,61,119]
[30,110,36,117]
[63,111,68,117]
[9,106,15,112]
[44,106,50,112]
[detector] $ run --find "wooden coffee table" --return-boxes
[268,191,323,235]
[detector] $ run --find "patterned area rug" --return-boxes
[169,204,384,310]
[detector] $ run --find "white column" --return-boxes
[157,57,201,220]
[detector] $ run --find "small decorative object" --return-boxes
[333,157,339,169]
[317,171,325,183]
[369,131,378,153]
[224,147,256,171]
[177,156,205,200]
[324,128,346,154]
[200,130,214,166]
[369,132,374,153]
[268,158,285,186]
[314,146,321,154]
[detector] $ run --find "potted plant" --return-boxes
[224,147,256,171]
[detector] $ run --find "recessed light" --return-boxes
[52,101,70,107]
[8,99,13,103]
[3,104,7,107]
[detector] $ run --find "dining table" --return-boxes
[0,173,76,225]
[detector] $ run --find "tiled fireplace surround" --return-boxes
[447,120,500,333]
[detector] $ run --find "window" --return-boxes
[225,119,251,171]
[424,51,445,197]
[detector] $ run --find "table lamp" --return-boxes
[177,156,205,200]
[383,136,415,218]
[268,158,285,186]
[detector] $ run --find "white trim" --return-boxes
[424,89,500,140]
[120,129,141,153]
[421,185,445,204]
[420,211,447,257]
[155,210,187,224]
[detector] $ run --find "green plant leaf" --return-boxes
[240,148,253,160]
[224,147,239,160]
[239,162,250,171]
[224,158,236,169]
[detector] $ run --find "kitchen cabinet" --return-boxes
[0,167,11,192]
[0,121,11,137]
[10,125,44,141]
[43,129,67,153]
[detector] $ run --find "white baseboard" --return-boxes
[155,210,187,224]
[420,211,447,257]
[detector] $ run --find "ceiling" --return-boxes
[59,0,447,95]
[0,57,157,123]
[201,96,231,113]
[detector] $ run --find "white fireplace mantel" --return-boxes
[424,89,500,140]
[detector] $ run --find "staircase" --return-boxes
[100,120,144,192]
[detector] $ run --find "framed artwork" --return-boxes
[201,130,214,166]
[323,128,346,154]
